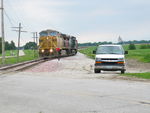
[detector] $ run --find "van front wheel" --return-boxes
[121,70,125,74]
[94,69,101,73]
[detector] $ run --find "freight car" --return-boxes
[39,29,78,58]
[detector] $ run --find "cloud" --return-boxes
[89,9,119,16]
[79,31,118,43]
[11,0,77,24]
[130,0,150,4]
[78,20,150,43]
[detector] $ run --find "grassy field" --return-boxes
[0,50,17,57]
[79,46,97,59]
[0,50,39,66]
[123,44,150,63]
[123,73,150,79]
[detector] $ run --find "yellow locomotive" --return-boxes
[39,29,78,58]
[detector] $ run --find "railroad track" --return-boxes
[0,54,75,75]
[0,58,46,75]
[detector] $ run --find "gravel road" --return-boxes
[0,53,150,113]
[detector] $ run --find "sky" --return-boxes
[1,0,150,46]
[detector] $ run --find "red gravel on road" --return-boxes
[25,60,62,72]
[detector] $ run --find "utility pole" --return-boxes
[35,32,38,46]
[12,23,27,62]
[31,32,38,58]
[31,32,36,57]
[1,0,5,64]
[35,32,38,57]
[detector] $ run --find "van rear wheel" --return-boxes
[94,69,101,73]
[121,70,125,74]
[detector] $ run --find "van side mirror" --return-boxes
[125,51,128,54]
[93,50,96,54]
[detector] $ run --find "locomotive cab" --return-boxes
[39,30,60,57]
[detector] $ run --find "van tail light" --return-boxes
[118,62,124,64]
[96,61,102,64]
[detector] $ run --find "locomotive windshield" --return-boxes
[40,32,48,37]
[40,31,58,37]
[49,32,58,36]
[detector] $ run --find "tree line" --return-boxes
[78,41,112,47]
[23,42,37,50]
[0,37,37,54]
[119,40,150,44]
[1,38,150,54]
[79,40,150,47]
[0,38,16,53]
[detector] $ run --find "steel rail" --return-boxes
[0,54,75,75]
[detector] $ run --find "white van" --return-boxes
[93,45,128,74]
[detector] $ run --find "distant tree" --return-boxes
[5,41,11,50]
[123,40,150,44]
[128,43,136,50]
[24,42,37,50]
[140,44,150,49]
[10,41,16,50]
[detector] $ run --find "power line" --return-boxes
[5,0,22,25]
[6,0,33,31]
[4,10,15,27]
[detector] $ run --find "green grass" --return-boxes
[122,44,150,63]
[79,46,96,59]
[123,44,141,50]
[122,73,150,79]
[0,50,17,57]
[0,50,39,66]
[125,49,150,62]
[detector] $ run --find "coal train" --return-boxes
[39,29,78,58]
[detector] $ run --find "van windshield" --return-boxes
[96,46,124,55]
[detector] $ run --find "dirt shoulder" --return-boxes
[126,59,150,73]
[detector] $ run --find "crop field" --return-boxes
[0,50,38,65]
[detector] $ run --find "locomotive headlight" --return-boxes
[50,49,53,53]
[41,49,45,53]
